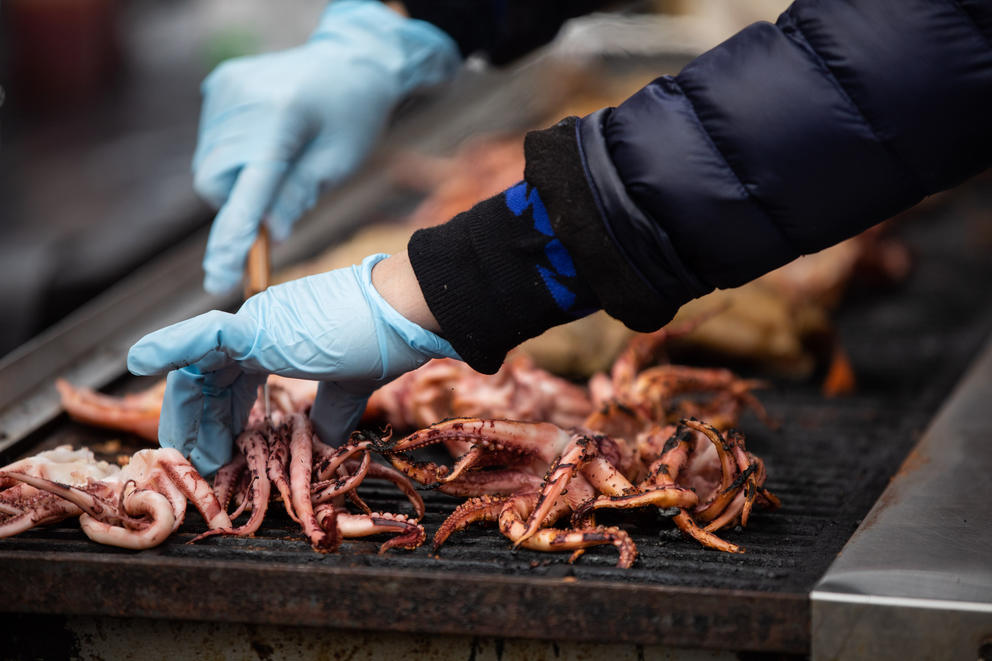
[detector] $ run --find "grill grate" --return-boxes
[1,180,991,654]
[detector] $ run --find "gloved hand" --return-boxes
[193,0,460,294]
[127,254,459,475]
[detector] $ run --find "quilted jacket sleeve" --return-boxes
[409,0,992,372]
[569,0,992,329]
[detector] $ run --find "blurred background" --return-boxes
[0,0,789,359]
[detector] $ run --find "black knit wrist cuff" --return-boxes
[524,116,676,331]
[409,184,597,374]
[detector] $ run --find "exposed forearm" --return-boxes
[371,250,440,334]
[383,2,408,17]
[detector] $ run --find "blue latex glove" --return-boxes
[127,254,459,475]
[194,0,460,294]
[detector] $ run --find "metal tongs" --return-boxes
[244,226,271,420]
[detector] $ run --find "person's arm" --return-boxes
[408,0,992,373]
[130,0,991,472]
[372,250,441,333]
[194,0,618,295]
[193,0,461,294]
[128,254,457,474]
[130,0,622,472]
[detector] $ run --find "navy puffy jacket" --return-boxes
[409,0,992,373]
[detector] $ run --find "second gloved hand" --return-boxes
[194,0,460,294]
[127,254,458,475]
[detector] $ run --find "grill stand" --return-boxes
[812,336,992,660]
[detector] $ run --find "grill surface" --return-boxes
[1,177,991,654]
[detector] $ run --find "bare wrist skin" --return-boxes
[371,250,441,333]
[384,2,409,17]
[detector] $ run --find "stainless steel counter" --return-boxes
[812,336,992,660]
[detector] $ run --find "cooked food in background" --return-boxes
[56,377,166,442]
[0,445,121,538]
[0,445,228,549]
[390,134,527,230]
[57,374,317,443]
[667,224,910,390]
[7,386,427,553]
[380,326,779,566]
[363,354,594,433]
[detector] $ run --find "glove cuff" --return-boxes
[358,253,461,364]
[311,0,461,98]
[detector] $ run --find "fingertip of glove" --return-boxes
[203,269,239,296]
[189,444,231,478]
[193,171,233,210]
[265,213,294,242]
[157,432,186,454]
[125,350,149,376]
[126,339,163,375]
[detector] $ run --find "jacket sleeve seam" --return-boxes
[781,11,927,198]
[671,76,797,256]
[573,112,672,300]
